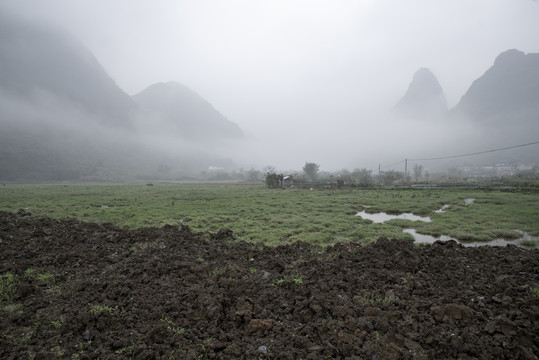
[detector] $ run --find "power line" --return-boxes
[380,159,405,170]
[408,140,539,162]
[378,140,539,172]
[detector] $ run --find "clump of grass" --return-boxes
[490,229,521,239]
[51,315,64,329]
[3,303,22,315]
[520,238,539,248]
[160,316,185,335]
[24,268,35,277]
[89,304,119,316]
[36,272,55,283]
[293,272,304,285]
[0,273,17,302]
[211,267,226,276]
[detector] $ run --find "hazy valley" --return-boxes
[0,10,537,182]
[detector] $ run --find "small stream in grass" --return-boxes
[356,198,538,248]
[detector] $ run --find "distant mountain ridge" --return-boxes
[394,67,447,119]
[452,49,539,128]
[393,49,539,166]
[133,81,244,141]
[396,49,539,127]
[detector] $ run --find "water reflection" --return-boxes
[356,211,431,223]
[355,202,537,248]
[404,229,453,243]
[434,205,450,213]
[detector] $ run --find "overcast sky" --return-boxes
[3,0,539,170]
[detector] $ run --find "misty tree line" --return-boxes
[259,161,538,189]
[262,167,406,189]
[199,163,379,186]
[7,148,535,183]
[262,162,404,188]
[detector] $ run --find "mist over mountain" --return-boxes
[394,67,448,119]
[448,49,539,161]
[390,50,538,170]
[133,81,243,142]
[0,5,537,182]
[452,49,539,128]
[395,51,539,138]
[0,11,135,128]
[0,11,244,181]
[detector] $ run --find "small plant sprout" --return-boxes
[89,304,119,316]
[211,267,226,275]
[36,272,55,283]
[160,316,185,335]
[51,315,64,329]
[24,268,35,277]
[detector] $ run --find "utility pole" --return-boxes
[404,158,408,184]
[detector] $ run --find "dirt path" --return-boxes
[1,210,538,359]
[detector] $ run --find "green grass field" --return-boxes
[0,183,537,246]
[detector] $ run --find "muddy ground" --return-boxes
[1,210,538,359]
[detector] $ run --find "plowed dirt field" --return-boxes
[1,210,538,359]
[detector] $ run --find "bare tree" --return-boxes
[381,170,404,185]
[351,168,373,186]
[263,165,276,174]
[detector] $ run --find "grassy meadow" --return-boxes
[0,183,537,246]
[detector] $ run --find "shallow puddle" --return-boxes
[404,229,453,243]
[356,202,537,249]
[356,210,431,223]
[405,228,538,249]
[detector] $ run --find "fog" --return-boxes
[2,0,539,177]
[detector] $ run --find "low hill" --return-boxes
[133,81,244,141]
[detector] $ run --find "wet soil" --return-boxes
[1,210,538,359]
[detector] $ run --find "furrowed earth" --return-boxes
[1,210,538,359]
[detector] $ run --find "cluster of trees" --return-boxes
[262,165,406,188]
[263,162,394,188]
